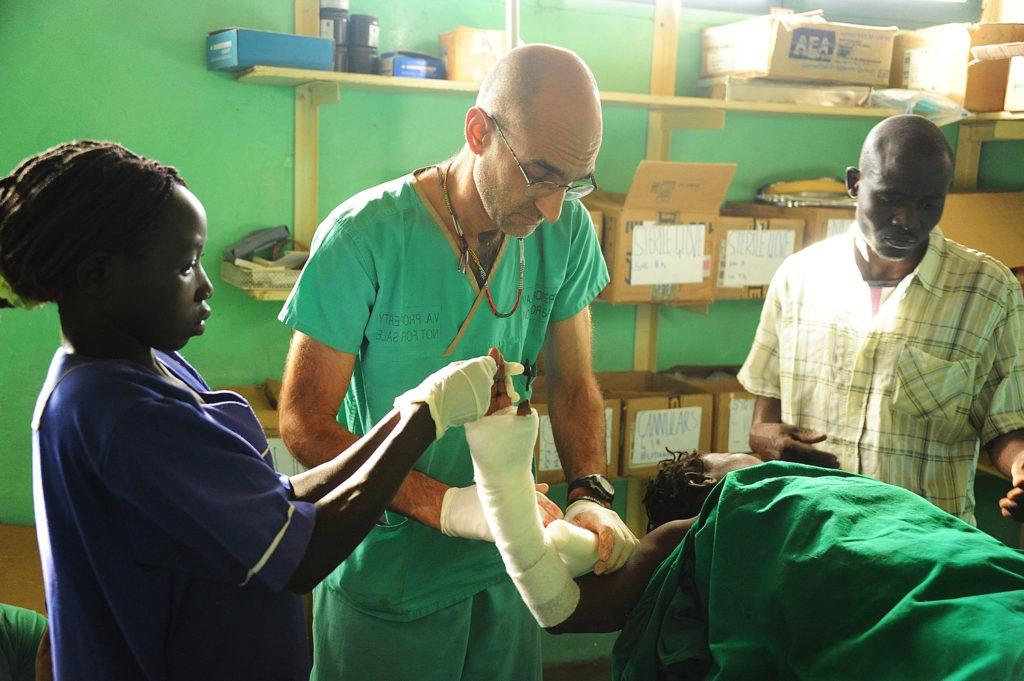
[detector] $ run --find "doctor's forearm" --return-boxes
[548,377,607,483]
[386,469,448,529]
[280,411,360,468]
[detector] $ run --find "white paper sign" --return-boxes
[538,407,614,471]
[267,437,307,476]
[631,407,702,467]
[630,222,706,286]
[538,415,559,472]
[720,229,795,287]
[826,218,854,240]
[727,398,756,453]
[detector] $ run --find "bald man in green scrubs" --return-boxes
[277,44,638,680]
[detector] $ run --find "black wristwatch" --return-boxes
[566,474,615,504]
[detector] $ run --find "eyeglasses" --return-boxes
[487,113,598,202]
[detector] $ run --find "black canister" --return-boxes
[347,45,378,74]
[348,14,379,48]
[319,0,349,45]
[334,46,348,72]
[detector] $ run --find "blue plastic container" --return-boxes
[206,28,334,72]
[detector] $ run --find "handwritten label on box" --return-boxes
[826,218,853,240]
[630,222,706,286]
[727,398,756,453]
[631,406,702,467]
[720,230,795,287]
[539,407,614,472]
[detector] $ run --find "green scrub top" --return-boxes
[279,170,609,620]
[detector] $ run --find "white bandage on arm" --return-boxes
[545,519,600,577]
[465,408,580,628]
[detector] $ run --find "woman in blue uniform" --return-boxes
[0,141,508,681]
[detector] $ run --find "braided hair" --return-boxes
[0,141,185,307]
[642,449,708,530]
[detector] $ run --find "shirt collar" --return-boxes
[913,227,945,295]
[850,222,945,295]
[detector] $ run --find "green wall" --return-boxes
[1,0,1021,545]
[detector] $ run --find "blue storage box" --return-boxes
[380,51,445,79]
[207,28,334,72]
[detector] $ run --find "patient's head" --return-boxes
[643,451,761,529]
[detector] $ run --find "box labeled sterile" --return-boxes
[713,216,803,300]
[702,11,896,86]
[206,28,334,72]
[722,202,854,249]
[584,162,736,305]
[380,51,445,79]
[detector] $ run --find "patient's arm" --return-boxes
[548,518,694,634]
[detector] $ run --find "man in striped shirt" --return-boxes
[739,114,1024,525]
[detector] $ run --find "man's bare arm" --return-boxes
[544,307,607,492]
[986,428,1024,522]
[749,396,838,468]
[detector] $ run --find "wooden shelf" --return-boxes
[966,111,1024,123]
[236,65,902,120]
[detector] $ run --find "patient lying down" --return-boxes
[467,407,1024,681]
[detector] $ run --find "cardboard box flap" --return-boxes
[970,23,1024,48]
[971,41,1024,62]
[623,162,736,213]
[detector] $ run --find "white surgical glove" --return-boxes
[440,483,562,542]
[466,407,579,628]
[394,356,506,440]
[564,499,638,575]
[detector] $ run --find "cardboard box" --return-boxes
[588,209,604,247]
[723,202,855,247]
[663,366,756,453]
[585,162,736,305]
[1006,56,1024,111]
[595,372,713,477]
[380,51,445,79]
[439,27,505,82]
[221,383,280,436]
[713,215,803,299]
[937,192,1024,268]
[530,377,621,484]
[890,23,1024,112]
[220,381,310,475]
[702,11,896,86]
[207,28,334,72]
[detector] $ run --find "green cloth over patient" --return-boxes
[0,604,46,681]
[613,462,1024,681]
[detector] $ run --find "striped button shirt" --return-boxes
[739,226,1024,523]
